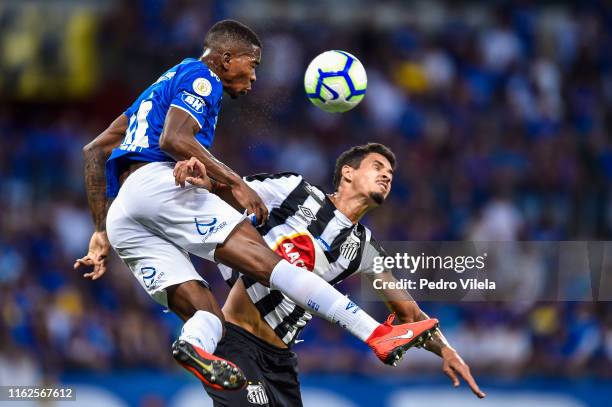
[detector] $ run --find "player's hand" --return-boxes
[440,346,486,398]
[174,157,212,189]
[74,231,111,280]
[231,180,268,225]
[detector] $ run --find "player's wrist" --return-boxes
[440,344,456,357]
[227,174,244,188]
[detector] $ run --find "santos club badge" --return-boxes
[246,383,268,405]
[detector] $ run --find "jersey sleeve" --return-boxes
[356,232,388,275]
[243,173,303,210]
[170,64,222,128]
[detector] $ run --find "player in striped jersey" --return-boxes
[175,143,485,406]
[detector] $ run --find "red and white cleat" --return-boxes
[172,340,246,391]
[366,314,439,366]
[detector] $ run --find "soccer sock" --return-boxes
[178,310,223,353]
[269,259,379,341]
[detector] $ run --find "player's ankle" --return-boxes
[366,323,392,343]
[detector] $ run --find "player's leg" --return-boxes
[205,323,273,407]
[127,162,437,364]
[256,333,303,407]
[164,281,247,390]
[215,222,440,364]
[106,192,246,390]
[214,220,383,341]
[166,280,223,322]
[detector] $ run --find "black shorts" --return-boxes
[205,322,303,407]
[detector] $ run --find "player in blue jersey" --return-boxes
[75,20,438,392]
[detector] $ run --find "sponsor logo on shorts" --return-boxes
[141,267,165,290]
[246,383,268,405]
[194,217,227,242]
[181,92,205,113]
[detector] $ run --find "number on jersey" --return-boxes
[120,100,153,151]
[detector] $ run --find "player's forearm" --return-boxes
[83,143,110,231]
[210,179,243,210]
[417,311,451,357]
[82,114,128,232]
[161,136,242,186]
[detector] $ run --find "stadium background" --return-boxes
[0,0,611,406]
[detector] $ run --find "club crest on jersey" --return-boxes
[273,233,316,271]
[192,77,212,97]
[181,92,205,113]
[340,239,360,261]
[246,383,268,405]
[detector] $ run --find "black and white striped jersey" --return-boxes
[218,172,386,346]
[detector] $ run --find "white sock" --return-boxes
[179,310,223,353]
[269,259,379,341]
[328,296,381,341]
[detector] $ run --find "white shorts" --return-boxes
[106,162,246,307]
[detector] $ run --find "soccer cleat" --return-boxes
[172,340,246,391]
[366,314,439,366]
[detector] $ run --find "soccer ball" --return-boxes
[304,50,367,113]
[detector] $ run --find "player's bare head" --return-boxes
[333,143,395,206]
[202,19,261,99]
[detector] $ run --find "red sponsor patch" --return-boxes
[273,234,316,271]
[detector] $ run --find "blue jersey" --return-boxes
[105,58,223,197]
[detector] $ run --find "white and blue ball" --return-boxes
[304,50,367,113]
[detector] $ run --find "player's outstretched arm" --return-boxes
[367,272,486,399]
[160,107,268,223]
[75,114,127,280]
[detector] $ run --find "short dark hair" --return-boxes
[333,143,396,190]
[204,19,261,51]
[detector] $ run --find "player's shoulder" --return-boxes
[356,222,385,253]
[242,173,304,206]
[175,58,222,97]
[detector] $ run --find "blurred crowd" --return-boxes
[1,0,611,384]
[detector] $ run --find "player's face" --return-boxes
[223,46,261,98]
[350,153,393,205]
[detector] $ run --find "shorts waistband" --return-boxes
[224,322,293,356]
